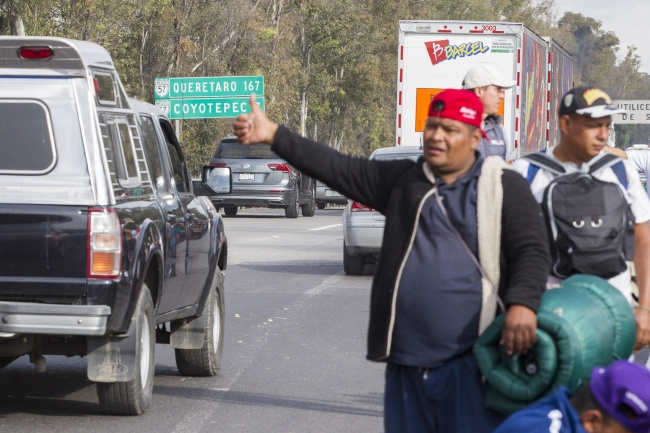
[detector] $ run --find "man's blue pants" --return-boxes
[384,352,506,433]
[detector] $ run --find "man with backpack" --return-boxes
[511,85,650,351]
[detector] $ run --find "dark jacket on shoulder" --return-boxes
[272,125,550,361]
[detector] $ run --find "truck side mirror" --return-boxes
[201,166,232,194]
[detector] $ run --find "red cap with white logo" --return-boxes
[427,89,488,138]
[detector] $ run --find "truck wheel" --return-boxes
[343,241,366,275]
[96,284,155,415]
[285,197,299,219]
[174,287,224,376]
[224,206,237,217]
[301,186,316,217]
[317,203,326,210]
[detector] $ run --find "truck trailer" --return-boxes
[396,20,573,160]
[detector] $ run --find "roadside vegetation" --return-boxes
[1,0,648,173]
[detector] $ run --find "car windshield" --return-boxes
[373,152,421,162]
[214,142,278,159]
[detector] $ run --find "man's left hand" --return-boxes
[500,305,537,355]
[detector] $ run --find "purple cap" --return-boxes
[590,360,650,433]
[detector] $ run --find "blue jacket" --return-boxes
[492,388,587,433]
[478,114,508,159]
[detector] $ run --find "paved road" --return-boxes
[0,207,384,432]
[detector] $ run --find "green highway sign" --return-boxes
[155,96,265,119]
[154,76,264,99]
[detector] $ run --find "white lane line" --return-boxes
[304,272,347,296]
[171,272,350,432]
[309,223,342,231]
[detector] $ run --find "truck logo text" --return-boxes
[424,40,490,65]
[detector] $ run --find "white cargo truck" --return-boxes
[396,20,573,160]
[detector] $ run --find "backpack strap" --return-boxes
[611,161,628,189]
[587,153,628,189]
[523,152,566,183]
[525,164,540,183]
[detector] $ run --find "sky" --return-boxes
[554,0,650,75]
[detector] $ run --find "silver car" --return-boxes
[315,180,347,209]
[342,146,423,275]
[208,135,316,218]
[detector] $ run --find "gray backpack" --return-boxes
[524,152,635,279]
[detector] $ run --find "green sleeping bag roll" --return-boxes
[473,275,635,414]
[561,274,636,360]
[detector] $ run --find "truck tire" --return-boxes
[317,202,326,210]
[301,186,316,217]
[96,284,155,415]
[343,241,366,275]
[174,287,224,376]
[285,197,299,219]
[224,206,237,217]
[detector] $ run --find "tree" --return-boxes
[0,0,25,35]
[556,12,620,87]
[6,0,650,167]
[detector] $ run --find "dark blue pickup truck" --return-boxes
[0,37,231,415]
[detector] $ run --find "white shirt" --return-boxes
[511,147,650,302]
[625,148,650,199]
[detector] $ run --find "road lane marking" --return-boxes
[170,270,370,432]
[310,223,342,231]
[305,272,348,296]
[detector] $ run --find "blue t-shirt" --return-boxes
[493,388,587,433]
[389,157,483,367]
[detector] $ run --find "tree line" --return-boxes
[1,0,648,173]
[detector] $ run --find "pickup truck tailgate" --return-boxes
[0,204,88,296]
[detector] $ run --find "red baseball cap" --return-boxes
[427,89,488,138]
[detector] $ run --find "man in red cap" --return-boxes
[232,90,550,433]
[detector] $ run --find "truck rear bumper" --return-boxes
[0,301,111,336]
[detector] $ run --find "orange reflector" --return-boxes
[91,252,118,275]
[87,208,121,278]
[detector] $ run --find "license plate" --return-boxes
[325,190,341,197]
[239,173,254,181]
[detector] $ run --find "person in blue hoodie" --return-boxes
[493,360,650,433]
[462,64,516,160]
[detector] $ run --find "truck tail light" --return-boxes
[268,163,291,173]
[87,208,122,278]
[210,163,227,167]
[18,46,54,60]
[351,201,372,212]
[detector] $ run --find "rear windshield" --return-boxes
[214,142,278,159]
[0,100,55,174]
